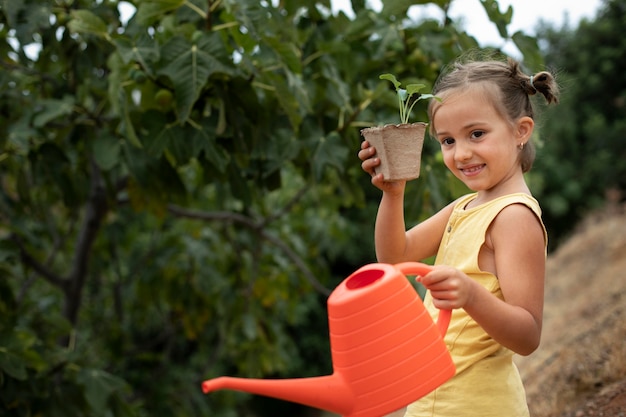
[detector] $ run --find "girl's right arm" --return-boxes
[359,140,453,264]
[377,196,455,264]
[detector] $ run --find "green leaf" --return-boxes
[32,96,75,128]
[226,161,252,206]
[7,117,37,155]
[418,94,437,101]
[242,314,257,340]
[142,121,222,168]
[92,134,121,171]
[264,72,304,132]
[113,34,160,74]
[68,10,109,38]
[123,145,187,207]
[265,37,302,74]
[405,83,426,96]
[195,131,230,174]
[512,31,544,70]
[135,0,186,25]
[379,73,401,90]
[479,0,513,39]
[312,132,348,180]
[158,34,232,122]
[78,368,127,412]
[119,90,143,148]
[380,0,414,19]
[0,348,27,380]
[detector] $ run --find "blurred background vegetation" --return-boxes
[0,0,623,416]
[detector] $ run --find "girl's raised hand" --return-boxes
[358,140,406,194]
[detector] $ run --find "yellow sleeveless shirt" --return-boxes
[405,193,547,417]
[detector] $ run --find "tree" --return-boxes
[0,0,540,415]
[531,0,626,248]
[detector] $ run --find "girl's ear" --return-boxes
[516,116,534,141]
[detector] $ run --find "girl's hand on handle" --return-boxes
[417,265,478,311]
[358,140,406,195]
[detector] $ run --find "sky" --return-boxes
[332,0,603,56]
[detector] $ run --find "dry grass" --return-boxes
[515,203,626,417]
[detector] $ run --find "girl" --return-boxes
[358,57,559,416]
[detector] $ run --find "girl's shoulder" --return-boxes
[490,194,547,245]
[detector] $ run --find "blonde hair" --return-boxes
[428,57,559,173]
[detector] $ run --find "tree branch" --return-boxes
[167,205,331,296]
[11,234,68,289]
[261,185,309,227]
[64,159,109,324]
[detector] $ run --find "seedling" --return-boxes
[379,73,438,124]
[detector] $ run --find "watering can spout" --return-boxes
[202,374,354,416]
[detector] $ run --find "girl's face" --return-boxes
[432,89,533,195]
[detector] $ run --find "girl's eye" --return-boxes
[441,137,455,146]
[471,130,485,139]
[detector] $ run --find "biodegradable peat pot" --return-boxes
[360,122,427,182]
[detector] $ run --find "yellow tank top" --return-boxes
[405,193,547,417]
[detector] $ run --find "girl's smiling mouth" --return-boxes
[459,164,485,176]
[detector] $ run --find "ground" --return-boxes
[515,201,626,417]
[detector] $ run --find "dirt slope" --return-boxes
[515,202,626,417]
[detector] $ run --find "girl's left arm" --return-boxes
[421,203,546,356]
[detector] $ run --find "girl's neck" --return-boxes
[470,175,531,208]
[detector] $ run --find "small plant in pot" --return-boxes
[361,74,439,181]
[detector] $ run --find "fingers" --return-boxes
[361,159,379,177]
[359,140,379,177]
[417,267,449,287]
[359,141,405,192]
[358,141,376,161]
[371,173,388,189]
[418,266,472,310]
[419,268,457,297]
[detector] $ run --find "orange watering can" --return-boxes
[202,262,455,417]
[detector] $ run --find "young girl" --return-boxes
[358,57,559,416]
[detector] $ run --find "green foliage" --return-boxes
[0,0,542,415]
[532,0,625,248]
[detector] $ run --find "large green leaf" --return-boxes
[479,0,513,39]
[113,34,160,74]
[512,31,543,70]
[32,96,75,128]
[68,9,109,39]
[135,0,186,25]
[77,368,128,413]
[158,34,233,122]
[380,0,414,19]
[92,133,122,171]
[0,348,27,380]
[264,36,302,74]
[0,328,47,381]
[312,131,348,180]
[264,71,306,132]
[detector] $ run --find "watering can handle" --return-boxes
[394,262,452,336]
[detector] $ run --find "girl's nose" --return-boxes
[454,141,472,161]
